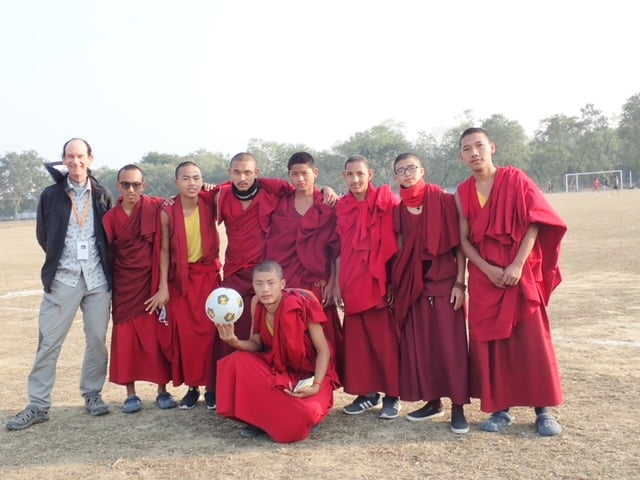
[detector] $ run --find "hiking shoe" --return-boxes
[85,392,110,416]
[240,424,266,438]
[6,406,49,431]
[536,413,562,436]
[123,395,142,414]
[406,400,444,422]
[379,396,401,419]
[480,411,514,432]
[343,393,381,415]
[156,392,178,410]
[450,409,470,434]
[179,387,200,409]
[204,391,216,410]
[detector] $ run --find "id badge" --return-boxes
[77,241,89,260]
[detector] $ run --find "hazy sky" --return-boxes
[1,0,638,168]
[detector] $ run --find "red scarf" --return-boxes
[399,178,426,207]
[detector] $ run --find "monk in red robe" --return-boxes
[216,260,339,443]
[335,155,401,419]
[159,161,222,410]
[264,152,343,380]
[455,128,567,436]
[391,153,470,433]
[103,165,177,413]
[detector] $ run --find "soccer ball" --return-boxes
[205,287,244,325]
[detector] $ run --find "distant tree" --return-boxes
[0,151,50,219]
[481,114,529,170]
[617,93,640,181]
[333,120,412,186]
[247,139,311,179]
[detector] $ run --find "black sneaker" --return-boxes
[179,387,200,409]
[240,424,266,438]
[343,394,381,415]
[406,400,444,422]
[204,391,216,410]
[451,409,470,434]
[379,396,401,419]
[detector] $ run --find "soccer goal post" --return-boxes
[564,170,623,193]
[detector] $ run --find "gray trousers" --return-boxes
[28,277,111,410]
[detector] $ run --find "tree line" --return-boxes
[2,93,639,219]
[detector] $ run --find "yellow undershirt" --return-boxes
[477,190,488,208]
[184,209,203,263]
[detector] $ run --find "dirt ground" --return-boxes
[1,190,639,479]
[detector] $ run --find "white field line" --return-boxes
[555,336,640,348]
[0,289,41,299]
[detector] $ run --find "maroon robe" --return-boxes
[103,195,170,385]
[336,183,400,396]
[392,184,469,404]
[458,166,566,412]
[210,178,290,388]
[216,289,338,443]
[163,193,221,387]
[265,188,343,381]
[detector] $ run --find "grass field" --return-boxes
[1,190,639,479]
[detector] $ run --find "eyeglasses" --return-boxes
[395,165,420,176]
[119,181,143,190]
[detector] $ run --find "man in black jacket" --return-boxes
[6,138,114,431]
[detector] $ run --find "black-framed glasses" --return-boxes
[395,165,420,176]
[119,181,143,190]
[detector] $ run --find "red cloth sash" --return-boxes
[254,289,339,388]
[391,184,460,326]
[103,195,164,324]
[265,188,338,286]
[398,178,426,207]
[336,183,399,314]
[162,193,221,295]
[457,166,566,341]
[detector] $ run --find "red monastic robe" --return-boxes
[163,193,221,387]
[210,178,290,388]
[265,188,344,380]
[458,166,566,412]
[103,195,171,385]
[216,289,339,443]
[336,183,400,396]
[392,184,469,404]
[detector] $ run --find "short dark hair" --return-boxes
[175,161,201,179]
[62,138,92,158]
[117,164,145,181]
[393,153,422,169]
[230,152,257,168]
[459,127,492,147]
[344,155,370,170]
[287,152,315,170]
[253,259,284,280]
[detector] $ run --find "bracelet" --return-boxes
[453,281,466,291]
[313,380,322,386]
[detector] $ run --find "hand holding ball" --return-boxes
[205,287,244,325]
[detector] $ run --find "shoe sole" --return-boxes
[379,411,400,419]
[406,410,444,422]
[6,417,49,431]
[206,404,216,411]
[451,424,470,434]
[87,408,110,416]
[178,404,197,410]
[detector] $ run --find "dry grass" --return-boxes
[1,190,639,479]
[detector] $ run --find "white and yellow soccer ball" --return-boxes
[205,287,244,325]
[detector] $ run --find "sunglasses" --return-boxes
[119,181,144,190]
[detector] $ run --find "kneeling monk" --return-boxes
[216,260,339,443]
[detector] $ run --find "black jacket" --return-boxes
[36,168,113,293]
